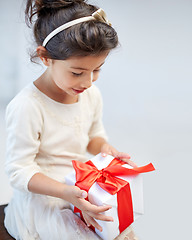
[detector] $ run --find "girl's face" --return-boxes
[48,53,108,97]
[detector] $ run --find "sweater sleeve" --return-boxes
[4,96,43,192]
[88,85,108,141]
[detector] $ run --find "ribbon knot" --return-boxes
[72,158,155,195]
[97,169,106,182]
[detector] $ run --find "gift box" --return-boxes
[65,153,155,240]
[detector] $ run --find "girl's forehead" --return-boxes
[58,54,108,69]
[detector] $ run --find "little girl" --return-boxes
[4,0,138,239]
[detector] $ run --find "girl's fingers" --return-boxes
[82,203,113,221]
[79,198,112,214]
[89,204,112,214]
[86,205,113,222]
[83,214,91,227]
[121,158,138,168]
[82,212,103,232]
[84,214,103,232]
[88,211,114,222]
[82,207,113,232]
[101,148,112,157]
[75,189,87,199]
[115,152,131,159]
[101,143,117,157]
[89,217,103,232]
[113,152,138,167]
[101,147,117,157]
[101,152,108,157]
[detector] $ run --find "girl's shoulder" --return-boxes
[6,83,42,115]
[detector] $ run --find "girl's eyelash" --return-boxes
[72,72,83,76]
[72,69,101,76]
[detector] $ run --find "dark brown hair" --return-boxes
[25,0,119,62]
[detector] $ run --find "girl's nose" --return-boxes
[82,72,94,89]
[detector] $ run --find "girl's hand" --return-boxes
[101,143,138,168]
[63,185,113,232]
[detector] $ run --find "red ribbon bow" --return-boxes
[72,158,155,233]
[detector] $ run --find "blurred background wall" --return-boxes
[0,0,191,239]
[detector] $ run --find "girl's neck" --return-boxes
[34,69,78,104]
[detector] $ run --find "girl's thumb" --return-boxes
[101,152,107,157]
[77,189,87,198]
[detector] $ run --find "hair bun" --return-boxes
[26,0,86,26]
[36,0,85,11]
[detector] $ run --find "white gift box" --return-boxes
[65,153,144,240]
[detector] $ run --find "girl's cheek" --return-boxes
[54,77,66,89]
[92,74,99,82]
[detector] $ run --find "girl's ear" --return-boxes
[36,46,51,66]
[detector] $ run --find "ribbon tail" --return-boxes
[117,183,134,233]
[74,206,83,218]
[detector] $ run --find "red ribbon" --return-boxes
[72,158,155,233]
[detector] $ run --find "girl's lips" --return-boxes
[72,88,85,94]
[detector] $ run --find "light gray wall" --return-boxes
[0,0,191,239]
[0,0,45,205]
[94,1,192,239]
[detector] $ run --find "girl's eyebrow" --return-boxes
[70,62,105,71]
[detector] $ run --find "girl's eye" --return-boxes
[72,72,83,76]
[94,69,101,73]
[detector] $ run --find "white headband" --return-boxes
[42,8,111,47]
